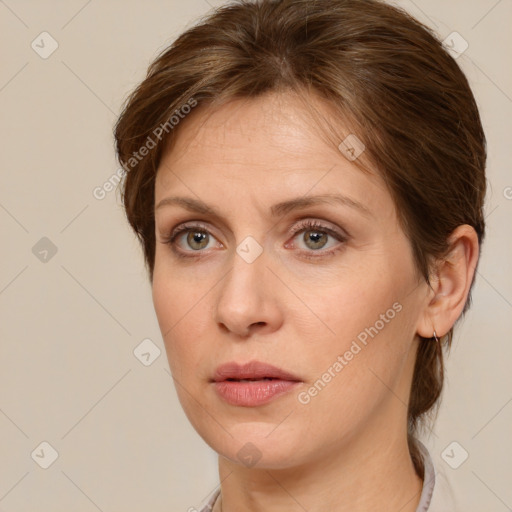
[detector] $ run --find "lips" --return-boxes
[211,361,302,407]
[211,360,301,383]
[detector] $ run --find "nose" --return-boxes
[214,247,284,338]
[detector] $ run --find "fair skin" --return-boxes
[152,91,479,512]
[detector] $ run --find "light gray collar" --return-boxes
[415,440,436,511]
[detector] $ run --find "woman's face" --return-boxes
[152,92,430,469]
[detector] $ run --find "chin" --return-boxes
[199,420,312,470]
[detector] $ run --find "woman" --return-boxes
[114,0,486,510]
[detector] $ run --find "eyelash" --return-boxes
[163,219,348,260]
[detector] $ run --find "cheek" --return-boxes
[151,250,210,333]
[294,298,412,440]
[291,253,418,395]
[152,276,217,436]
[307,287,405,382]
[151,262,217,377]
[289,263,404,348]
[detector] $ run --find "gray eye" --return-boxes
[303,230,328,250]
[186,231,209,250]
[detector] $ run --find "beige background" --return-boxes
[0,0,511,511]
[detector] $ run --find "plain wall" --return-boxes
[1,0,511,510]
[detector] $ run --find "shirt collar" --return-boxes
[415,440,436,512]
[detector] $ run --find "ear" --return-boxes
[417,225,480,339]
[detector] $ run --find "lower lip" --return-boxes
[212,380,300,407]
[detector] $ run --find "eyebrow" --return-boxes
[155,193,372,218]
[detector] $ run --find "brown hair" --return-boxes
[114,0,486,477]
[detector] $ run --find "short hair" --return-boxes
[114,0,486,477]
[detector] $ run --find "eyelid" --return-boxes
[169,221,225,249]
[163,217,349,258]
[287,218,349,240]
[167,219,345,240]
[169,220,212,240]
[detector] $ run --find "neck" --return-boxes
[214,410,423,512]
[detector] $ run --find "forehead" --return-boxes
[154,91,391,218]
[160,92,339,167]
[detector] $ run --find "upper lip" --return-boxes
[211,360,302,382]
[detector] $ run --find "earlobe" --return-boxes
[417,224,480,339]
